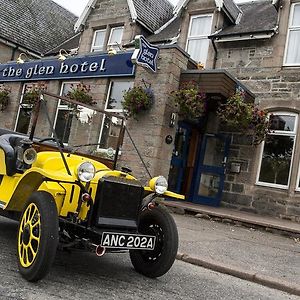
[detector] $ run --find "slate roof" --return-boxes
[0,0,78,55]
[148,17,181,44]
[223,0,241,23]
[133,0,174,32]
[212,0,278,38]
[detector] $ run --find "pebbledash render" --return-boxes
[0,0,300,222]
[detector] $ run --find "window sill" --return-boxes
[255,182,288,190]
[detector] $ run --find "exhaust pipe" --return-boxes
[95,245,106,257]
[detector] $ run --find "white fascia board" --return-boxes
[214,0,224,11]
[173,0,190,15]
[215,32,275,42]
[74,0,98,33]
[154,15,177,34]
[127,0,138,21]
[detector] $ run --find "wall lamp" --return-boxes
[197,62,205,70]
[16,53,29,64]
[107,42,125,56]
[169,112,177,128]
[58,49,69,61]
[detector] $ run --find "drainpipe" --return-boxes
[211,38,218,69]
[10,47,17,61]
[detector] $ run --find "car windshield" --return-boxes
[31,91,125,162]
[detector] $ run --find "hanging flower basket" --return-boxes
[0,85,11,112]
[66,83,96,106]
[23,83,47,106]
[122,85,154,119]
[23,87,40,106]
[217,91,270,145]
[170,81,206,120]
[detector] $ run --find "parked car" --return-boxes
[0,91,184,282]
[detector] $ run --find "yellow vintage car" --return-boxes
[0,91,184,282]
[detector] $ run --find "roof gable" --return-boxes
[0,0,77,55]
[211,0,278,40]
[131,0,174,32]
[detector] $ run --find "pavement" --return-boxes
[162,200,300,297]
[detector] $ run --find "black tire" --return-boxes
[17,191,59,282]
[129,206,178,278]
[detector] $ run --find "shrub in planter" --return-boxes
[170,81,206,120]
[217,91,270,145]
[122,86,154,119]
[0,86,11,112]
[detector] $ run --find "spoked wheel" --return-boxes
[17,191,59,282]
[130,206,178,278]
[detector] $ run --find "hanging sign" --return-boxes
[131,35,159,73]
[0,52,135,82]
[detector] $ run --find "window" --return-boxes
[107,26,124,50]
[91,26,124,53]
[257,112,298,189]
[53,82,79,144]
[284,3,300,66]
[15,83,37,134]
[98,80,133,151]
[91,29,106,52]
[186,15,212,65]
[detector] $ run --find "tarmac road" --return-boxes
[0,216,298,300]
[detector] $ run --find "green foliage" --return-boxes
[217,91,270,145]
[122,86,154,119]
[0,86,11,112]
[66,83,96,106]
[170,81,206,119]
[23,87,40,105]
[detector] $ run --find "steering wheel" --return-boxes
[38,137,64,148]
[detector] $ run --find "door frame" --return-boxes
[190,133,230,206]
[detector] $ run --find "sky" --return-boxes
[52,0,255,17]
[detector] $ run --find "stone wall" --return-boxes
[78,0,137,55]
[119,47,189,184]
[214,20,300,222]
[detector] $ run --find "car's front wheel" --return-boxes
[129,206,178,278]
[17,191,59,282]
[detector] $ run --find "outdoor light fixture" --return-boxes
[16,53,29,64]
[58,49,69,61]
[107,47,117,56]
[107,42,125,56]
[197,62,205,70]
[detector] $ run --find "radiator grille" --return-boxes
[93,176,143,228]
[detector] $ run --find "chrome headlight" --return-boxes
[23,148,37,165]
[149,176,168,194]
[77,162,96,182]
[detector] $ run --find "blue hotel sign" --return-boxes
[131,35,159,73]
[0,52,135,82]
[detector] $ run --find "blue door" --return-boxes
[168,122,192,194]
[191,133,230,206]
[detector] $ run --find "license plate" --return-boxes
[100,232,156,250]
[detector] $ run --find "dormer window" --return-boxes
[284,3,300,66]
[186,14,213,65]
[91,26,124,53]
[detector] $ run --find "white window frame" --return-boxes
[256,112,298,189]
[107,26,124,50]
[52,81,79,144]
[283,3,300,66]
[97,80,133,151]
[185,14,213,65]
[91,29,106,52]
